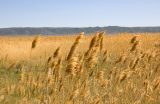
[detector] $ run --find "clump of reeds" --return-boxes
[84,32,105,69]
[1,32,160,104]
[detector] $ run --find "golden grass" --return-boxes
[0,33,159,64]
[0,32,160,104]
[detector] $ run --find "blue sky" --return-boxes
[0,0,160,27]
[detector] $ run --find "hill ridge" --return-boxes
[0,26,160,35]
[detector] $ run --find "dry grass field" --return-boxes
[0,32,160,104]
[0,33,159,63]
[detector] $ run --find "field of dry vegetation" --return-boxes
[0,32,160,104]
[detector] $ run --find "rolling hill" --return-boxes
[0,26,160,35]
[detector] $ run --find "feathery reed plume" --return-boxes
[129,35,141,53]
[47,47,61,69]
[87,47,99,69]
[53,47,60,58]
[31,35,40,49]
[47,56,52,64]
[84,35,98,57]
[67,32,84,60]
[102,49,108,63]
[54,58,62,80]
[130,35,137,44]
[99,32,105,51]
[74,55,84,74]
[65,56,79,76]
[29,35,40,60]
[130,41,139,52]
[89,35,98,49]
[88,32,99,50]
[84,32,105,69]
[103,49,108,57]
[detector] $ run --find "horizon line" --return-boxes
[1,25,160,29]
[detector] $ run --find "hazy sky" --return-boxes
[0,0,160,27]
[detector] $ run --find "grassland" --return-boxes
[0,32,160,104]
